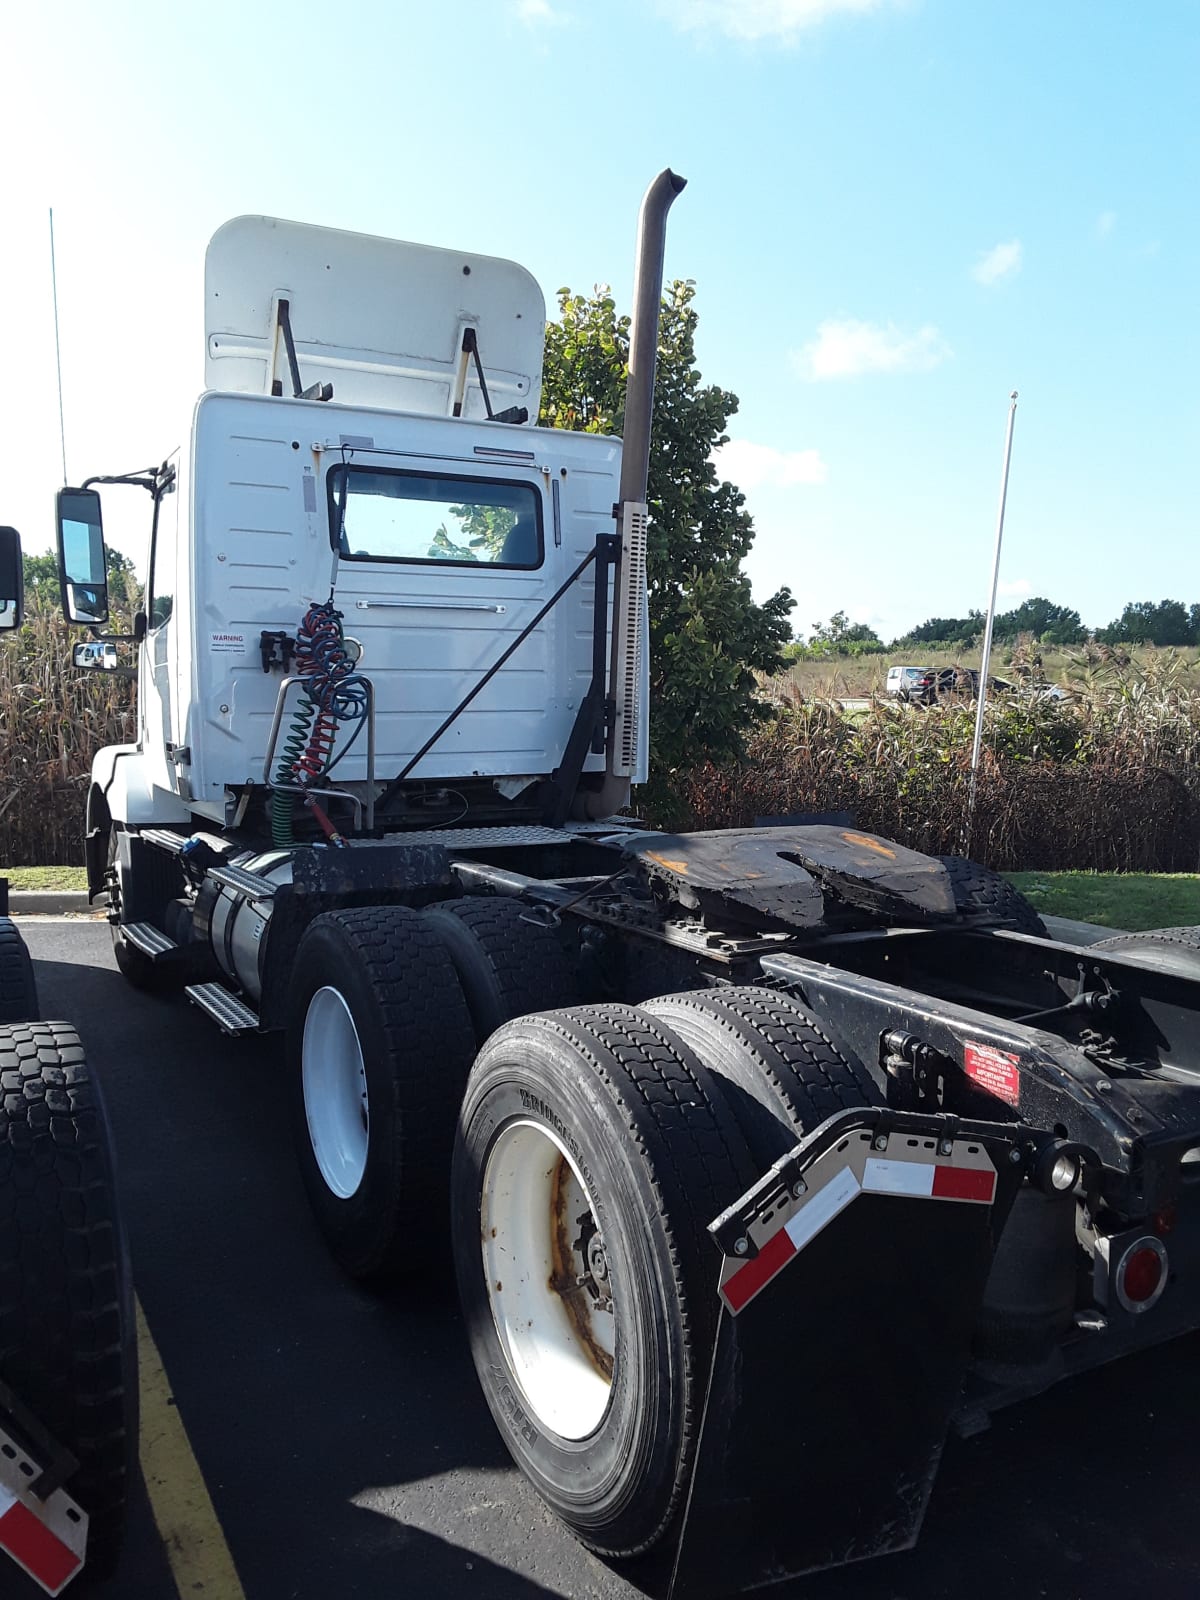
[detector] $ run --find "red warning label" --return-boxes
[964,1041,1021,1107]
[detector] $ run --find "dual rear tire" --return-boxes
[287,897,580,1279]
[285,897,879,1559]
[452,989,881,1557]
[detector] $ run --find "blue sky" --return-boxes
[3,0,1196,642]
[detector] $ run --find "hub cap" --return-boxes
[481,1119,616,1440]
[302,987,369,1199]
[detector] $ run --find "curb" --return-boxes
[5,890,95,916]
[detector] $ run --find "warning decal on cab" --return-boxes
[964,1041,1021,1108]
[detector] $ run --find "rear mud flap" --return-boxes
[668,1112,1023,1598]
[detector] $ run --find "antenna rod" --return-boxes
[49,208,68,485]
[966,390,1019,848]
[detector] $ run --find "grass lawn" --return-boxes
[1,865,88,891]
[1007,871,1200,931]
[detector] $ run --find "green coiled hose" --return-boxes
[270,691,317,846]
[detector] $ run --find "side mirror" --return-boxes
[72,640,119,672]
[56,487,109,626]
[0,525,23,631]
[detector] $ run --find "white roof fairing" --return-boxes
[203,216,545,420]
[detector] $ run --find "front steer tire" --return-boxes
[288,906,476,1280]
[0,1023,136,1579]
[452,1004,755,1559]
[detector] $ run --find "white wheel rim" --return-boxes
[302,987,369,1199]
[481,1119,615,1440]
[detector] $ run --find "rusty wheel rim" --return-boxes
[480,1119,616,1440]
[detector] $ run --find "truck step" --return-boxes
[140,827,189,855]
[207,864,278,900]
[184,982,260,1035]
[120,921,179,960]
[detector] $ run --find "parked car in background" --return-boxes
[889,665,1018,706]
[885,664,932,700]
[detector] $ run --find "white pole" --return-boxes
[967,391,1019,832]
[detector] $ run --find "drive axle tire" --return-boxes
[422,896,580,1047]
[1090,926,1200,978]
[452,1004,754,1559]
[642,986,882,1165]
[0,918,39,1023]
[288,906,476,1280]
[936,854,1047,936]
[0,1023,135,1578]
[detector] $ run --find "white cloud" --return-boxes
[515,0,566,24]
[997,577,1032,597]
[971,240,1022,286]
[1095,211,1116,240]
[714,438,828,488]
[793,319,951,380]
[659,0,892,42]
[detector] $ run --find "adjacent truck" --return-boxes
[49,177,1200,1594]
[0,528,135,1597]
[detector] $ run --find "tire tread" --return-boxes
[0,1022,131,1572]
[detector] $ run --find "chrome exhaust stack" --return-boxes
[619,168,687,509]
[579,169,686,820]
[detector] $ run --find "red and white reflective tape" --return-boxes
[720,1136,998,1316]
[0,1433,88,1596]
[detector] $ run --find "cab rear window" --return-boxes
[327,465,542,569]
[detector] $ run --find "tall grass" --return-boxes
[4,593,1199,873]
[0,587,138,867]
[663,654,1200,872]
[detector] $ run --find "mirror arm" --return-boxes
[80,467,162,495]
[88,611,148,643]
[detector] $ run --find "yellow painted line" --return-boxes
[136,1297,248,1599]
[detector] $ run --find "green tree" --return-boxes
[104,547,141,608]
[806,611,884,654]
[992,597,1085,645]
[1100,598,1194,647]
[540,281,794,784]
[891,611,983,649]
[22,546,141,608]
[22,551,60,593]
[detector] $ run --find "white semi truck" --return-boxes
[50,176,1200,1595]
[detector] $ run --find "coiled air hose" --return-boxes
[270,597,369,846]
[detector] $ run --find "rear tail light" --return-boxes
[1113,1236,1168,1313]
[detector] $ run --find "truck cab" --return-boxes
[63,214,646,847]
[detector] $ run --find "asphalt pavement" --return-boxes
[14,918,1200,1600]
